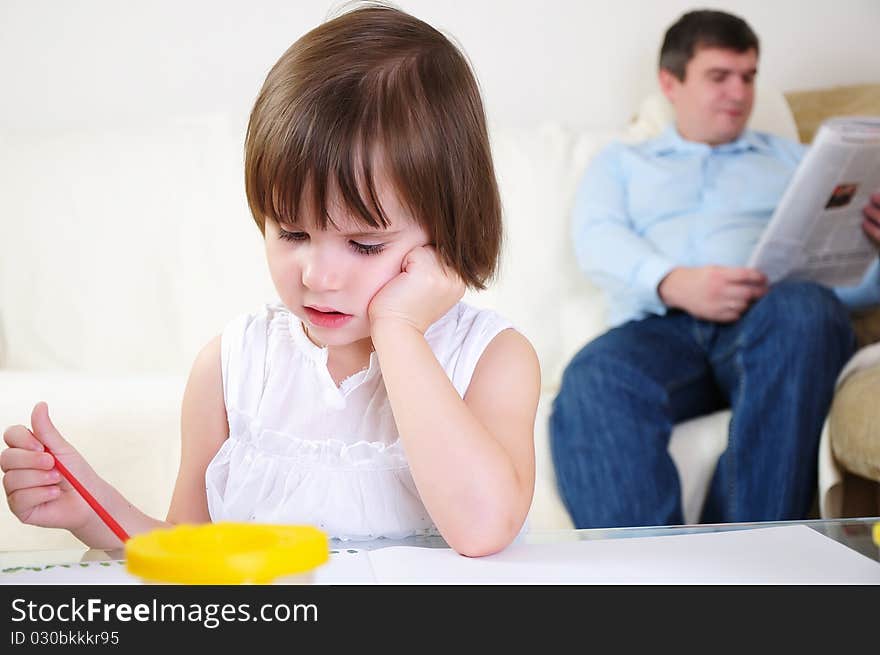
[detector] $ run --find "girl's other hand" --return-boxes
[368,245,465,334]
[1,402,100,532]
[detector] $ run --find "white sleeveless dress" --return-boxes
[205,300,514,540]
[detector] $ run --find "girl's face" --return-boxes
[264,178,429,349]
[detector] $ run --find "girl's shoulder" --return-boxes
[427,301,521,396]
[427,301,515,343]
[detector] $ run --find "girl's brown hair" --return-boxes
[245,4,501,289]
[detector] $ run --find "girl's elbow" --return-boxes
[445,515,524,558]
[453,538,509,558]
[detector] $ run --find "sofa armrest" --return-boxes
[0,371,185,551]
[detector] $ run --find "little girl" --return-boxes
[1,5,540,557]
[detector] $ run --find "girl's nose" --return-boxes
[301,248,342,291]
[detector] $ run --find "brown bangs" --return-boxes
[244,5,502,289]
[245,63,392,233]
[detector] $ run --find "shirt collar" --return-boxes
[645,125,770,156]
[288,312,380,389]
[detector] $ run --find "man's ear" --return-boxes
[658,68,679,103]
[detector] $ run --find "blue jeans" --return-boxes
[550,281,856,528]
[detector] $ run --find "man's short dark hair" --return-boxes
[659,10,759,80]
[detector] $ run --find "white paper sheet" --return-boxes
[368,525,880,584]
[0,559,137,585]
[312,548,376,585]
[3,525,878,584]
[0,549,377,585]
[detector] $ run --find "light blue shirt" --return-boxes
[572,126,880,326]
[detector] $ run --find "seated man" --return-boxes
[550,9,880,528]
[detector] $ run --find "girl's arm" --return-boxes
[372,319,540,558]
[165,335,229,525]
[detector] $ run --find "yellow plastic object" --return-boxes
[125,522,329,584]
[873,521,879,547]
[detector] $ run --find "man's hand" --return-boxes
[862,191,880,250]
[658,266,768,323]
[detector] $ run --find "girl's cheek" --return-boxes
[363,260,402,293]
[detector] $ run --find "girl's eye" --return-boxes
[278,228,308,242]
[349,240,385,256]
[276,227,383,255]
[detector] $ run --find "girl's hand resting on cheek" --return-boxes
[368,245,465,334]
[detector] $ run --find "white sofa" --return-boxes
[0,87,802,551]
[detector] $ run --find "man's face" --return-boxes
[660,46,758,145]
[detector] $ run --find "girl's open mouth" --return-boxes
[304,306,354,328]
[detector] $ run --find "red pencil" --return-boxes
[44,447,131,543]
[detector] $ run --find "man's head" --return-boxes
[658,10,760,145]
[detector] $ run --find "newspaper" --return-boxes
[748,116,880,287]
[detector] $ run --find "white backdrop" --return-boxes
[1,0,878,133]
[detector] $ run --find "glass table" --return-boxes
[526,516,880,562]
[2,516,878,571]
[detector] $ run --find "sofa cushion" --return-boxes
[465,123,614,389]
[0,117,276,375]
[625,85,800,144]
[0,371,184,550]
[785,83,880,143]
